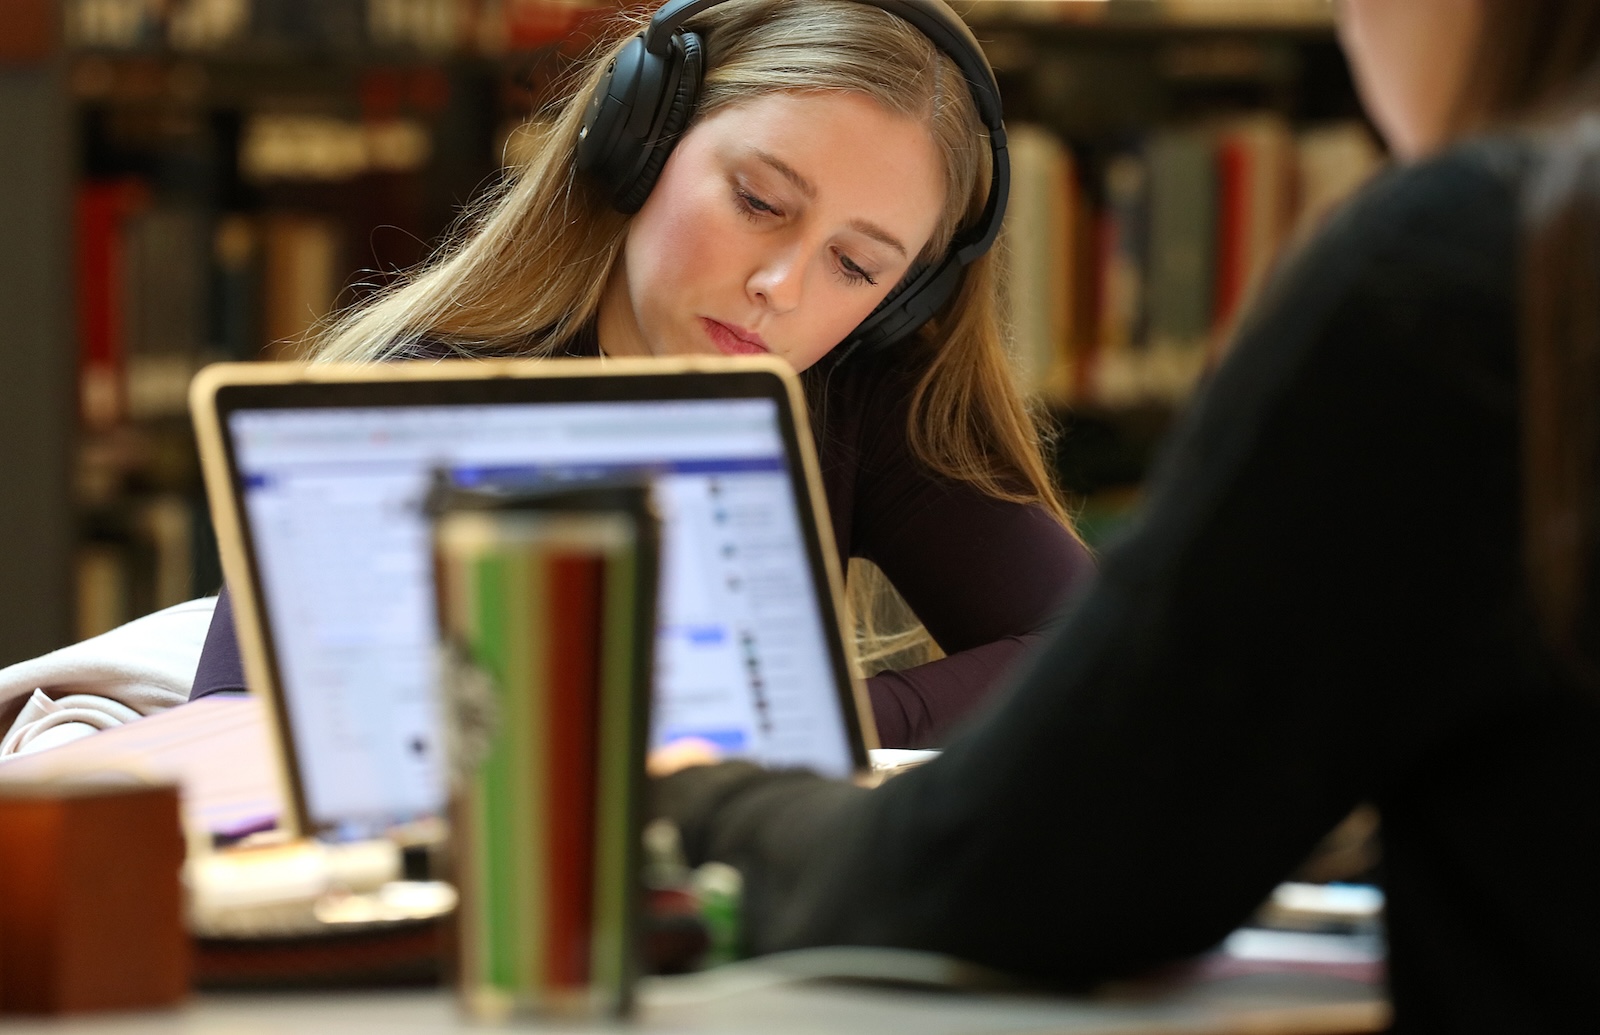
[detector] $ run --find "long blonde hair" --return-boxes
[303,0,1078,668]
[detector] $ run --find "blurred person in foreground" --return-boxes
[654,2,1600,1028]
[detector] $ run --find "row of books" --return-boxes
[241,115,433,183]
[77,489,222,640]
[78,117,1376,427]
[71,68,455,632]
[78,180,348,427]
[65,0,1337,55]
[999,116,1382,406]
[68,0,609,54]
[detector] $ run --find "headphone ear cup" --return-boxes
[576,36,647,199]
[614,31,704,215]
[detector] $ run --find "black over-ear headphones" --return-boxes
[575,0,1010,359]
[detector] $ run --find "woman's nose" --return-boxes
[747,250,804,314]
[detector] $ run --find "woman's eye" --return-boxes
[735,188,781,219]
[838,253,877,287]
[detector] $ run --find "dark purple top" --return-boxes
[191,341,1093,748]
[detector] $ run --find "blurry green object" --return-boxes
[693,862,743,968]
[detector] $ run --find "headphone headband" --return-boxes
[645,0,1002,128]
[576,0,1010,357]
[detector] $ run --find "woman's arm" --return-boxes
[821,349,1094,749]
[657,145,1525,982]
[190,584,247,700]
[856,477,1091,747]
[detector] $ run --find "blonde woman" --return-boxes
[190,0,1092,749]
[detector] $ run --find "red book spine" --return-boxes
[543,553,604,990]
[75,180,146,427]
[1212,138,1249,337]
[503,1,582,51]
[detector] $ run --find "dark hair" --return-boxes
[1451,3,1600,138]
[1458,3,1600,673]
[1523,127,1600,675]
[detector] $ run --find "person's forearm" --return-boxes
[866,634,1043,748]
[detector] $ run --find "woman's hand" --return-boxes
[647,737,724,778]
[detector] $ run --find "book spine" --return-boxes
[75,179,147,429]
[261,213,341,359]
[1213,136,1249,339]
[1092,153,1148,404]
[1146,128,1218,352]
[1044,142,1079,402]
[123,203,208,418]
[1244,122,1293,311]
[212,215,260,360]
[1212,117,1295,361]
[502,0,590,51]
[1002,125,1075,396]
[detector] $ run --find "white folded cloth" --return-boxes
[0,596,218,759]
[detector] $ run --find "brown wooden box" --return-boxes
[0,783,189,1014]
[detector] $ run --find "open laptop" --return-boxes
[190,355,876,841]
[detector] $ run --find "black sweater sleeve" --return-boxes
[656,145,1530,985]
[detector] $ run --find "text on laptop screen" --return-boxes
[229,398,854,835]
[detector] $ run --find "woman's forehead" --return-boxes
[695,92,945,230]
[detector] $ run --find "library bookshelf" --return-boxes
[4,0,1370,660]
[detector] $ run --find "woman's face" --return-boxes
[1337,0,1485,160]
[597,91,946,371]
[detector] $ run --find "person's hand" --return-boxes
[647,737,723,778]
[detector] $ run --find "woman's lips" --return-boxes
[700,317,769,356]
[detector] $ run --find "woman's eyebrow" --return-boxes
[847,219,907,259]
[753,148,817,199]
[752,149,908,259]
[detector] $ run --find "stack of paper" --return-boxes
[0,694,282,838]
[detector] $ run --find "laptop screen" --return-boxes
[226,394,857,837]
